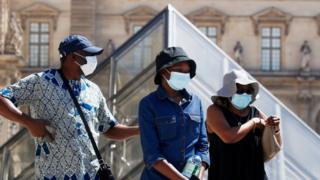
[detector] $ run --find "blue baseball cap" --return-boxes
[58,34,103,57]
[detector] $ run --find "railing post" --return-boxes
[275,104,286,180]
[0,147,10,180]
[166,4,176,47]
[108,57,116,112]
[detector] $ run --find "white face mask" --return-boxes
[74,53,97,76]
[231,93,252,110]
[165,71,191,91]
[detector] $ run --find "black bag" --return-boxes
[59,70,115,180]
[97,164,115,180]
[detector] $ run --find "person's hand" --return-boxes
[264,116,280,126]
[263,116,280,132]
[24,118,55,142]
[252,117,264,129]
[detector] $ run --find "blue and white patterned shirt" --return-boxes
[0,69,117,180]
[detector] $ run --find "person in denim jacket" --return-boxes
[138,47,210,180]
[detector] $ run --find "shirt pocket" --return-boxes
[188,114,201,138]
[155,115,177,141]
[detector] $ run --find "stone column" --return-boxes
[0,0,9,54]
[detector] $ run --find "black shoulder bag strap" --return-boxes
[58,70,114,180]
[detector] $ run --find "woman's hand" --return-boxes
[252,117,263,129]
[265,116,280,126]
[261,116,280,132]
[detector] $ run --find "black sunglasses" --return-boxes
[236,89,253,94]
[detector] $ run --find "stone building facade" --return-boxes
[1,0,320,144]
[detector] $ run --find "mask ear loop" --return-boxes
[161,68,171,81]
[74,61,81,66]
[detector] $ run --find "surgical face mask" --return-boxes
[74,53,97,76]
[165,71,191,91]
[231,93,252,110]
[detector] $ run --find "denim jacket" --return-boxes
[138,86,210,180]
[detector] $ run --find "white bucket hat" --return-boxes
[211,69,259,102]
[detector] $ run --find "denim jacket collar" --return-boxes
[156,86,192,101]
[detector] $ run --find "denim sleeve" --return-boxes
[0,74,39,107]
[195,102,210,168]
[138,98,165,168]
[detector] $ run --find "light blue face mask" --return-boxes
[165,71,191,91]
[231,93,252,110]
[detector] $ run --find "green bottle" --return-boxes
[182,155,202,178]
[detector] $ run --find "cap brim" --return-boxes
[82,46,104,56]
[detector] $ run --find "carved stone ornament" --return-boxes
[187,7,228,35]
[7,12,24,56]
[19,2,59,30]
[0,0,9,54]
[298,89,312,102]
[300,40,312,72]
[123,6,158,34]
[251,7,292,35]
[233,41,243,64]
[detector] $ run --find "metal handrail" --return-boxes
[14,162,34,180]
[0,128,28,154]
[90,9,166,77]
[0,147,11,180]
[106,62,155,104]
[119,161,144,180]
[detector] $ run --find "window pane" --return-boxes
[272,38,281,48]
[198,27,206,34]
[261,27,282,71]
[272,28,281,37]
[210,37,216,43]
[29,45,38,66]
[261,50,270,70]
[41,23,49,32]
[262,38,270,48]
[30,34,39,43]
[41,34,49,43]
[30,23,39,32]
[40,45,49,66]
[29,22,50,67]
[272,50,280,70]
[208,27,216,36]
[262,27,270,37]
[198,26,217,43]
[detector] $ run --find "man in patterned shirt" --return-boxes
[0,35,139,179]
